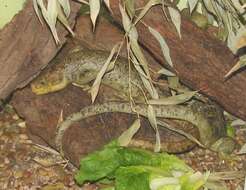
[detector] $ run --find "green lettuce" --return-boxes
[75,140,207,190]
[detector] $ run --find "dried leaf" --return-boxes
[134,0,162,24]
[77,0,89,4]
[103,0,112,13]
[225,58,246,78]
[58,0,70,17]
[188,0,199,13]
[47,0,58,28]
[157,120,205,148]
[130,40,159,99]
[158,68,175,76]
[89,0,100,31]
[119,3,159,100]
[124,0,135,19]
[149,91,197,105]
[33,0,43,24]
[89,43,120,103]
[237,143,246,154]
[47,0,59,43]
[118,119,141,147]
[57,110,64,124]
[57,2,75,36]
[36,0,49,23]
[147,105,161,152]
[119,4,138,39]
[231,119,246,127]
[168,6,182,38]
[148,26,173,67]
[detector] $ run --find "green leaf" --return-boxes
[75,141,120,184]
[226,124,236,138]
[89,0,100,31]
[75,144,192,185]
[115,166,150,190]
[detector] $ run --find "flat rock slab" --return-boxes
[12,84,198,166]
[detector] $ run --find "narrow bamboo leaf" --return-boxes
[147,105,161,152]
[130,53,158,100]
[57,2,75,36]
[103,0,112,13]
[167,7,181,38]
[244,175,246,190]
[124,0,135,19]
[118,119,141,147]
[158,68,176,76]
[231,119,246,127]
[76,0,89,4]
[33,0,43,24]
[130,40,159,99]
[57,110,64,124]
[89,0,100,31]
[188,0,199,13]
[157,120,205,148]
[89,43,120,103]
[47,0,59,43]
[148,26,173,67]
[238,143,246,154]
[134,0,162,25]
[149,91,197,105]
[225,59,246,78]
[58,0,71,17]
[119,4,138,39]
[37,0,49,23]
[47,0,58,26]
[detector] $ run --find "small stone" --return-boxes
[14,170,24,179]
[18,121,26,128]
[4,157,10,164]
[12,114,19,120]
[19,134,29,140]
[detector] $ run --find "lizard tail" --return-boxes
[55,102,222,155]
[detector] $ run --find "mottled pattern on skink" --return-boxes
[31,47,235,154]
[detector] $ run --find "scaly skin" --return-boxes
[31,48,144,100]
[31,48,235,154]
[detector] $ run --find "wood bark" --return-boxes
[0,0,245,120]
[109,1,246,121]
[11,16,199,166]
[0,0,81,100]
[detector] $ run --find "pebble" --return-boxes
[4,157,10,164]
[18,121,26,128]
[19,134,29,140]
[12,114,19,120]
[0,104,245,190]
[14,170,24,179]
